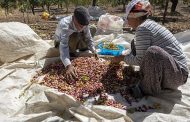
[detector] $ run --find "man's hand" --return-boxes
[65,64,78,81]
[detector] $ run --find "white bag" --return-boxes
[97,14,124,32]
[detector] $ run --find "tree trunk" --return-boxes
[22,12,26,23]
[92,0,97,6]
[5,0,9,16]
[31,5,35,15]
[27,0,30,23]
[163,0,169,25]
[122,0,128,12]
[47,4,50,14]
[16,0,19,7]
[65,4,68,13]
[27,11,29,23]
[29,0,35,15]
[170,0,178,12]
[31,1,35,15]
[64,0,69,13]
[42,0,45,11]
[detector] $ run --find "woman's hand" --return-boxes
[111,55,125,64]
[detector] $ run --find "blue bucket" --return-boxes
[98,43,125,56]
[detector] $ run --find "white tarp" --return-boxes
[0,22,132,122]
[0,22,51,64]
[0,22,190,122]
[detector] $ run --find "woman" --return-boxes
[113,0,189,95]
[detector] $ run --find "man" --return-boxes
[54,6,97,81]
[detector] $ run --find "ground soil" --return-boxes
[0,1,189,40]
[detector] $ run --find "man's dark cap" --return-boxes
[74,6,90,26]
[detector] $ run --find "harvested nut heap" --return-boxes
[33,57,134,109]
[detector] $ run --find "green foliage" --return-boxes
[18,0,30,13]
[97,0,111,7]
[69,0,91,7]
[0,0,15,8]
[0,0,18,15]
[108,0,120,7]
[150,0,165,7]
[183,0,190,4]
[57,0,66,6]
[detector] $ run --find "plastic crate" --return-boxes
[98,43,125,56]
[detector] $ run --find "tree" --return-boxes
[18,0,31,23]
[64,0,70,13]
[120,0,128,12]
[108,0,128,12]
[92,0,97,6]
[29,0,39,15]
[170,0,178,12]
[2,0,9,17]
[0,0,17,17]
[163,0,169,24]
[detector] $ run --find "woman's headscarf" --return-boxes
[126,0,152,19]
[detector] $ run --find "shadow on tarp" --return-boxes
[129,87,182,122]
[45,47,60,58]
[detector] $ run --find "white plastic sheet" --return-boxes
[0,22,132,122]
[0,22,51,63]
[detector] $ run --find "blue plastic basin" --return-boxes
[98,43,125,56]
